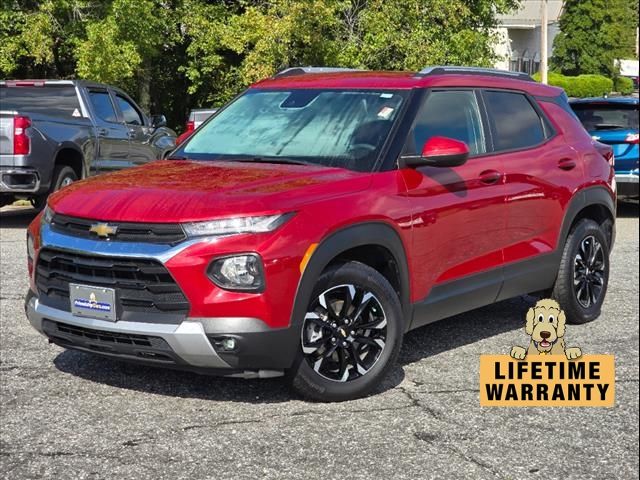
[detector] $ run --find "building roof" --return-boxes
[497,0,564,28]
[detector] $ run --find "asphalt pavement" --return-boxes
[1,203,638,480]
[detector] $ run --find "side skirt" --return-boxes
[409,253,559,331]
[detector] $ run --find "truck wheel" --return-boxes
[288,261,404,402]
[552,219,610,324]
[31,165,78,210]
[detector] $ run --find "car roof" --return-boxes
[570,96,639,105]
[251,69,563,97]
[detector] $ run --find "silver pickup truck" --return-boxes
[0,80,176,208]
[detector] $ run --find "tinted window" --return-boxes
[571,104,639,131]
[484,91,545,151]
[116,96,143,125]
[410,90,486,155]
[88,91,118,123]
[0,86,81,117]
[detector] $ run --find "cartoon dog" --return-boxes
[510,298,582,360]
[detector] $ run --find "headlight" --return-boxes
[27,233,35,263]
[208,254,265,292]
[182,213,292,238]
[41,205,53,225]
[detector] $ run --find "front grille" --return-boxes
[36,248,190,317]
[51,214,187,244]
[42,319,176,363]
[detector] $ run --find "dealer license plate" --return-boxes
[69,283,117,322]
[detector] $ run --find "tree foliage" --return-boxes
[2,0,519,129]
[551,0,639,77]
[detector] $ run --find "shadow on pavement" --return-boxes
[0,207,39,229]
[53,296,533,402]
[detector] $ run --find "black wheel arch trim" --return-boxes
[289,221,412,333]
[557,185,616,250]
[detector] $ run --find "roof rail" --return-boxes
[274,67,363,78]
[418,66,534,82]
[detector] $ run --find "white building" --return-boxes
[494,0,564,74]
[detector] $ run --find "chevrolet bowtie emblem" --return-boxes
[89,223,118,238]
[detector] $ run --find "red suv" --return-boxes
[26,67,616,401]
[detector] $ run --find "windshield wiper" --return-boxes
[166,154,190,160]
[594,123,629,130]
[229,156,316,166]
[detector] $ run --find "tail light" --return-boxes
[14,116,31,155]
[186,120,195,132]
[625,133,639,144]
[593,140,615,167]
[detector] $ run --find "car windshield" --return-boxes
[572,103,639,131]
[179,89,407,172]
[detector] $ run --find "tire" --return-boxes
[32,165,78,210]
[552,219,610,324]
[288,261,404,402]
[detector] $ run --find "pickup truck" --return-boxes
[0,80,176,208]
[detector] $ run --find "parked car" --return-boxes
[176,108,218,145]
[570,97,639,199]
[26,67,616,402]
[0,80,176,208]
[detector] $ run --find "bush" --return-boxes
[532,72,613,97]
[614,76,634,95]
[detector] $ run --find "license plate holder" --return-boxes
[69,283,117,322]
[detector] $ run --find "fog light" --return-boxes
[208,254,265,292]
[221,338,237,351]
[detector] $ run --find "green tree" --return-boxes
[551,0,639,77]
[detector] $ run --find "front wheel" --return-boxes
[552,219,610,324]
[288,261,404,402]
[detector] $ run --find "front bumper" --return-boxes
[615,172,639,197]
[26,293,290,378]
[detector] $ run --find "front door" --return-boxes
[400,89,507,327]
[114,93,156,164]
[87,89,130,173]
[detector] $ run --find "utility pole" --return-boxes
[540,0,549,84]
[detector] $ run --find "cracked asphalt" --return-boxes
[1,203,638,480]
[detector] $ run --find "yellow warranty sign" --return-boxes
[479,355,615,407]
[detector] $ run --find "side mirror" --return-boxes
[399,136,470,169]
[150,114,167,128]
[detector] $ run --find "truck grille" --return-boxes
[51,213,186,244]
[36,248,190,318]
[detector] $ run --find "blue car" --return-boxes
[571,97,639,199]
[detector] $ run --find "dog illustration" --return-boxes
[510,298,582,360]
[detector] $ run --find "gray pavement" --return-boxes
[1,203,638,480]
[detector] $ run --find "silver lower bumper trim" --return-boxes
[615,173,639,184]
[26,295,232,369]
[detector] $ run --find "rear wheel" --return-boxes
[552,219,610,324]
[288,261,403,402]
[31,165,78,210]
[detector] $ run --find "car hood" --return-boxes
[48,160,371,223]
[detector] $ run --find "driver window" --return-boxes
[116,95,143,126]
[408,90,486,156]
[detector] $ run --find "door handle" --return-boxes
[479,170,502,185]
[558,158,576,171]
[97,128,108,137]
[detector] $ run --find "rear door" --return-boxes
[401,89,507,325]
[482,89,582,300]
[86,89,130,173]
[113,92,157,164]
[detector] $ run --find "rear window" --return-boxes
[484,90,546,151]
[0,85,82,117]
[571,103,639,131]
